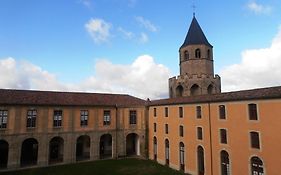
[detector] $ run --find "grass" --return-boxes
[0,158,186,175]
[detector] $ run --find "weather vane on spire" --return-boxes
[192,0,196,17]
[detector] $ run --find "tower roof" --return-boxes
[180,16,212,48]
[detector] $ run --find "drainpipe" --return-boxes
[208,102,213,175]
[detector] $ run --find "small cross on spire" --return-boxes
[192,0,196,17]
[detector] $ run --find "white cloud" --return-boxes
[79,0,92,8]
[118,27,134,39]
[0,58,68,91]
[0,55,170,99]
[246,1,272,15]
[135,16,157,32]
[85,18,111,43]
[139,32,149,43]
[220,25,281,92]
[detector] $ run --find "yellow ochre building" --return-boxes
[1,16,281,175]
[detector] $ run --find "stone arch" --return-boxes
[76,135,90,161]
[190,84,200,96]
[49,136,64,164]
[100,134,112,159]
[184,50,189,60]
[197,145,204,175]
[126,133,140,156]
[176,85,184,97]
[207,84,214,95]
[195,48,201,58]
[20,138,38,167]
[0,140,9,169]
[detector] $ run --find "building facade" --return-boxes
[1,16,281,175]
[0,90,147,169]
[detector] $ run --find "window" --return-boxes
[153,137,157,160]
[207,49,211,59]
[80,110,88,126]
[165,107,168,117]
[103,110,111,125]
[27,109,37,128]
[179,107,183,118]
[195,48,201,58]
[153,108,157,117]
[184,50,189,60]
[250,131,260,149]
[196,106,202,119]
[251,156,264,175]
[221,150,230,175]
[53,110,62,127]
[165,124,169,134]
[0,110,8,129]
[197,146,205,174]
[165,139,169,165]
[179,142,185,171]
[129,110,137,124]
[220,129,227,144]
[154,123,157,132]
[197,127,203,140]
[179,125,184,137]
[219,105,226,119]
[248,104,258,120]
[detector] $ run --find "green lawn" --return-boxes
[0,159,186,175]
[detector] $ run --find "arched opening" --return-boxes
[221,150,230,175]
[179,142,185,171]
[165,139,169,165]
[153,137,157,161]
[49,137,64,164]
[207,84,214,95]
[20,138,38,167]
[100,134,112,159]
[0,140,8,169]
[251,156,264,175]
[126,133,140,156]
[207,49,211,59]
[176,85,184,97]
[190,84,200,96]
[184,50,189,60]
[195,49,201,58]
[197,146,205,175]
[76,135,90,161]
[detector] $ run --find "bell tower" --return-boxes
[169,16,221,98]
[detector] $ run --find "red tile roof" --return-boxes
[150,86,281,106]
[0,89,146,107]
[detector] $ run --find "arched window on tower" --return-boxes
[190,84,200,96]
[184,50,189,60]
[195,49,201,58]
[207,49,211,59]
[176,85,184,97]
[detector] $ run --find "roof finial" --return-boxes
[192,0,196,17]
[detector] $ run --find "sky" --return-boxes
[1,0,281,99]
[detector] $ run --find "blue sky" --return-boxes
[1,0,281,99]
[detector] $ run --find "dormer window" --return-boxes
[195,49,201,58]
[184,50,189,60]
